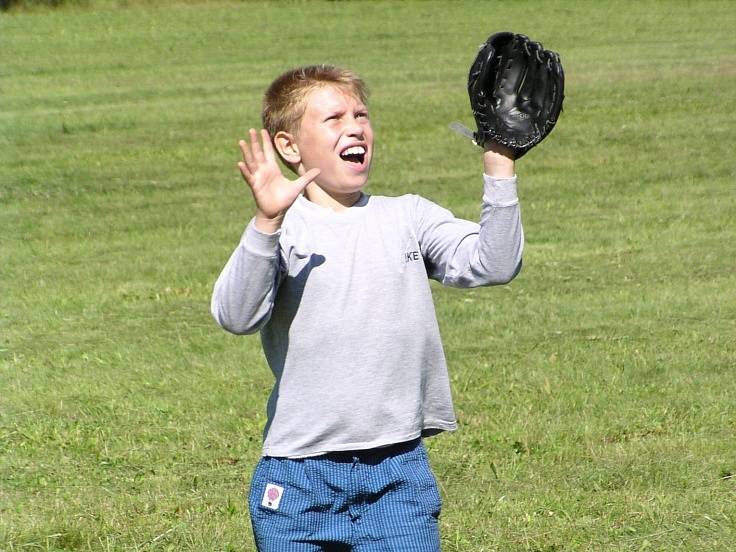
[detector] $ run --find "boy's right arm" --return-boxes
[210,222,282,335]
[210,129,319,334]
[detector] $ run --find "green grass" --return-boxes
[2,0,736,550]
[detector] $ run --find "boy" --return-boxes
[211,65,522,551]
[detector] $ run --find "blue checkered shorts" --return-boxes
[248,439,442,551]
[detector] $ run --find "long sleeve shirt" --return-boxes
[211,174,523,458]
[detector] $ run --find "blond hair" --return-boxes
[262,64,369,139]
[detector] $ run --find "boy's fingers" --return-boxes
[250,128,265,164]
[237,161,253,183]
[239,139,255,172]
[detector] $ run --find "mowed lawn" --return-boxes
[2,1,735,550]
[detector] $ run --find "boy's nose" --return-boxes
[344,119,364,137]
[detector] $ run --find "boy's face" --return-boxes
[293,84,373,197]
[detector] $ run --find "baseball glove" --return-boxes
[466,32,564,158]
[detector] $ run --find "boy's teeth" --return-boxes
[342,146,366,155]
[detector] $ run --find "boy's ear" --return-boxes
[273,131,301,165]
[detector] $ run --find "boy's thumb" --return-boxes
[296,168,321,190]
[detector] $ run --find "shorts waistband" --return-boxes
[316,438,422,464]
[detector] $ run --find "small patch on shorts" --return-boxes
[261,483,284,510]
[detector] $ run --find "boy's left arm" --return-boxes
[416,145,523,287]
[483,143,515,179]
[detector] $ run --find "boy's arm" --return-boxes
[210,221,284,335]
[416,146,523,287]
[483,143,515,178]
[210,129,317,334]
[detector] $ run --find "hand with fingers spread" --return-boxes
[238,128,321,233]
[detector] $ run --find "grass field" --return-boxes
[2,0,736,550]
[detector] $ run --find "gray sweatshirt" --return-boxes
[211,174,523,458]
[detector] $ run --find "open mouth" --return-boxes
[339,145,367,166]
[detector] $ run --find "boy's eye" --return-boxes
[356,111,368,119]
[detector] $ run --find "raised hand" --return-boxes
[238,129,320,233]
